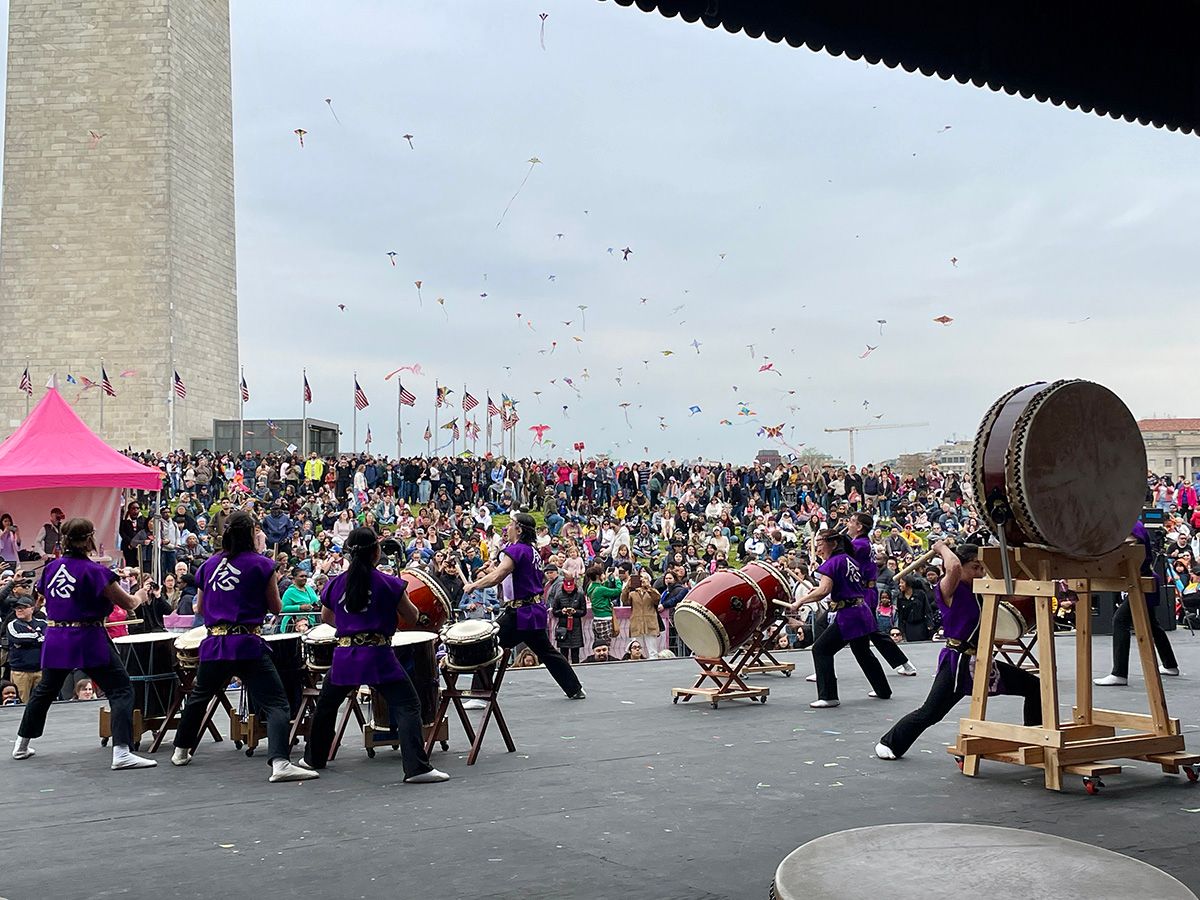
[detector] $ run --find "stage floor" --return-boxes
[3,633,1200,900]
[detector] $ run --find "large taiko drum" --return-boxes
[741,560,795,607]
[398,569,454,633]
[971,380,1146,559]
[673,569,768,658]
[264,632,304,715]
[113,632,178,719]
[372,631,440,728]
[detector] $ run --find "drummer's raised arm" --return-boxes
[102,579,149,613]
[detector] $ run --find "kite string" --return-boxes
[496,163,536,229]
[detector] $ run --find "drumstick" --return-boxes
[894,546,942,582]
[104,618,143,626]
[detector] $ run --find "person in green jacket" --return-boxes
[279,568,320,631]
[585,561,625,649]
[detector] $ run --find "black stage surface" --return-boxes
[3,634,1199,900]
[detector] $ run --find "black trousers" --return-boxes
[496,612,581,697]
[868,630,909,668]
[304,677,432,778]
[812,619,891,701]
[1111,596,1178,677]
[174,654,292,763]
[20,645,135,747]
[880,657,1041,757]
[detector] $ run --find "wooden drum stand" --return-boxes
[429,656,515,766]
[671,649,770,709]
[950,544,1200,793]
[735,613,796,678]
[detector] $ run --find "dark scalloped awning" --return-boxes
[597,0,1200,135]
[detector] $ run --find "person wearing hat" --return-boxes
[6,596,44,702]
[548,572,586,664]
[13,517,157,769]
[462,512,585,699]
[34,507,65,559]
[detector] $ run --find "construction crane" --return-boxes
[823,422,929,467]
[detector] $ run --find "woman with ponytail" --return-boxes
[786,528,892,708]
[462,512,585,700]
[171,510,315,783]
[301,526,448,783]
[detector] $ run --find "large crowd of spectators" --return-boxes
[1,448,1196,702]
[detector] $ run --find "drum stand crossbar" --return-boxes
[951,544,1200,793]
[735,617,796,678]
[430,657,515,765]
[672,649,770,709]
[144,670,232,753]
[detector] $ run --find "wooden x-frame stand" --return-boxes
[734,616,796,678]
[429,656,515,765]
[950,543,1200,793]
[671,649,769,709]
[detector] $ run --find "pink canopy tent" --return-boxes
[0,389,161,566]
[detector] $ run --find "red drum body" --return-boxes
[972,380,1145,559]
[740,561,795,606]
[398,570,454,633]
[673,569,768,658]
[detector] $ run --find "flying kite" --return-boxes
[938,125,952,134]
[539,12,549,49]
[758,362,781,375]
[719,419,732,426]
[572,336,583,351]
[324,98,341,124]
[746,343,755,358]
[860,345,878,358]
[555,233,565,240]
[933,315,954,325]
[533,391,543,401]
[530,424,551,442]
[950,256,958,267]
[561,405,569,418]
[671,304,685,314]
[294,128,307,148]
[403,134,415,149]
[661,350,674,357]
[384,364,423,380]
[337,304,346,312]
[88,131,105,150]
[496,157,541,229]
[119,369,137,378]
[414,280,423,306]
[688,405,702,416]
[691,339,702,354]
[548,275,557,281]
[387,251,397,267]
[578,305,588,330]
[621,247,632,260]
[619,402,632,427]
[877,319,887,334]
[436,297,447,319]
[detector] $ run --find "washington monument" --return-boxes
[1,0,239,450]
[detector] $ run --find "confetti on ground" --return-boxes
[756,783,771,788]
[823,763,840,768]
[822,730,841,735]
[620,700,635,705]
[829,781,845,787]
[218,843,235,849]
[560,736,576,740]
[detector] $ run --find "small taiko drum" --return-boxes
[741,560,795,607]
[398,569,454,633]
[673,569,768,658]
[441,620,503,672]
[173,625,208,672]
[993,601,1033,642]
[972,380,1145,559]
[302,623,337,671]
[372,630,440,728]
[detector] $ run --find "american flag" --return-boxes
[173,371,187,399]
[240,376,249,403]
[399,382,416,406]
[453,419,460,440]
[365,425,373,446]
[18,367,32,396]
[435,385,451,408]
[509,408,520,428]
[101,366,116,397]
[462,391,478,413]
[423,422,432,442]
[303,374,312,404]
[486,395,500,417]
[354,378,369,410]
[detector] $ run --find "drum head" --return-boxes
[305,623,337,644]
[114,632,176,644]
[264,632,301,644]
[392,630,438,647]
[1009,381,1145,558]
[174,625,208,651]
[672,602,726,659]
[993,602,1026,643]
[443,620,498,643]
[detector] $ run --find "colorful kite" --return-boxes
[325,98,340,124]
[88,131,105,150]
[387,251,397,266]
[294,128,307,148]
[530,424,551,442]
[933,315,954,325]
[414,280,423,306]
[436,297,448,319]
[758,362,781,376]
[688,405,701,416]
[691,339,702,354]
[860,345,878,358]
[621,247,632,260]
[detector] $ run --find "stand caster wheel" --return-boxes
[954,755,965,772]
[1083,777,1104,795]
[245,748,255,758]
[1184,766,1199,783]
[391,744,399,751]
[292,738,300,747]
[366,748,376,759]
[672,697,679,705]
[710,701,719,709]
[233,741,243,750]
[440,741,449,751]
[759,696,767,703]
[100,737,109,747]
[783,671,792,678]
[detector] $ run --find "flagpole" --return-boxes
[301,368,308,457]
[238,366,245,455]
[352,372,358,453]
[485,390,492,457]
[396,380,402,459]
[99,357,105,435]
[169,374,175,453]
[24,357,30,418]
[433,380,439,456]
[425,421,431,456]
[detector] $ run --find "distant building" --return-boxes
[755,449,782,468]
[896,452,933,477]
[931,440,974,475]
[1137,419,1200,479]
[200,418,340,456]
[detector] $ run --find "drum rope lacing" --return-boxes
[970,383,1029,532]
[1005,379,1073,547]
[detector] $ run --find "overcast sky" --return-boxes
[10,1,1200,462]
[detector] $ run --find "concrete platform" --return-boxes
[772,823,1198,899]
[3,633,1200,900]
